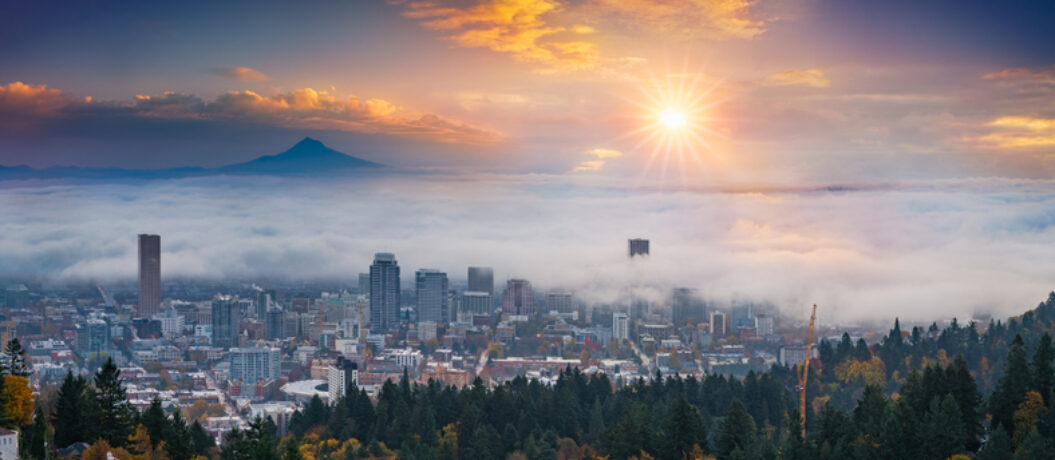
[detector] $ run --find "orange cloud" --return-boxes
[572,147,622,171]
[763,69,830,88]
[215,66,272,82]
[974,116,1055,149]
[401,0,599,72]
[0,81,499,144]
[982,67,1055,81]
[0,81,68,117]
[584,0,766,40]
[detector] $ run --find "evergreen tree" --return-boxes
[947,355,983,451]
[140,398,168,448]
[876,408,908,460]
[989,335,1031,434]
[281,436,303,460]
[93,357,134,447]
[921,395,964,460]
[852,385,886,438]
[190,420,215,456]
[166,409,194,460]
[28,405,49,460]
[3,339,29,377]
[1013,428,1054,460]
[52,372,94,448]
[659,397,707,459]
[1031,333,1054,406]
[716,399,755,460]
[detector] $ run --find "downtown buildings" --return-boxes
[138,234,161,318]
[415,269,449,323]
[370,253,400,331]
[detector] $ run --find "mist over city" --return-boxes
[2,1,1055,459]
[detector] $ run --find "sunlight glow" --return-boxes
[659,109,688,130]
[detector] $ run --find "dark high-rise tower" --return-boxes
[628,238,650,258]
[138,234,161,318]
[369,253,400,331]
[416,269,449,323]
[502,278,535,316]
[211,297,239,349]
[468,266,494,295]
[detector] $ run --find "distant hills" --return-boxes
[0,137,383,180]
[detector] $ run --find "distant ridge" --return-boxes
[0,138,383,180]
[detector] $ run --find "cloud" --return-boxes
[572,147,621,172]
[2,175,1055,326]
[982,67,1055,82]
[213,66,272,82]
[763,69,831,88]
[974,116,1055,149]
[400,0,600,72]
[0,81,500,145]
[584,0,767,40]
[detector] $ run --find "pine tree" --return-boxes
[52,372,94,448]
[921,395,964,460]
[660,397,707,459]
[716,399,755,460]
[166,409,194,460]
[281,436,303,460]
[1031,333,1054,406]
[852,385,886,438]
[140,397,168,448]
[93,357,134,447]
[3,339,29,377]
[876,408,908,460]
[1013,428,1054,460]
[947,355,983,451]
[190,420,215,456]
[975,425,1012,460]
[989,335,1031,434]
[28,405,49,460]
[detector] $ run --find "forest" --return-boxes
[17,293,1055,460]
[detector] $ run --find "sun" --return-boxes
[659,109,688,130]
[615,62,730,183]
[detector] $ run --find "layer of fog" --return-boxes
[2,173,1054,325]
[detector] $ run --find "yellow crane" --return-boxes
[798,304,817,437]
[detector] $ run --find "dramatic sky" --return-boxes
[2,0,1053,180]
[2,0,1055,323]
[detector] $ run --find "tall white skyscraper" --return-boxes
[328,356,359,404]
[613,312,629,342]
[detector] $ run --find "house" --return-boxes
[0,428,18,460]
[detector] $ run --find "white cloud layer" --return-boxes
[2,174,1054,325]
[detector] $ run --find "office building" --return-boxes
[780,346,812,367]
[755,315,774,336]
[211,297,239,349]
[731,303,755,330]
[710,311,728,337]
[502,278,535,316]
[328,357,359,404]
[672,288,707,326]
[358,273,370,294]
[463,291,493,315]
[76,318,110,354]
[138,234,161,318]
[415,269,449,323]
[468,267,494,295]
[369,253,400,331]
[613,312,629,342]
[628,238,650,258]
[229,347,280,383]
[255,289,276,320]
[546,291,574,313]
[266,308,285,340]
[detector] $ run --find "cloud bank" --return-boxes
[2,174,1054,325]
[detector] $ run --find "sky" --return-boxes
[1,0,1053,181]
[2,0,1055,323]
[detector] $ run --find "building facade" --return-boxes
[369,253,400,331]
[612,312,629,342]
[211,297,239,349]
[462,291,493,315]
[415,269,449,323]
[327,357,359,404]
[229,347,280,383]
[138,234,161,318]
[628,238,650,258]
[467,266,494,295]
[502,278,535,316]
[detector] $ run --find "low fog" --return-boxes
[2,173,1054,324]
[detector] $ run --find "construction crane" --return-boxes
[798,304,818,437]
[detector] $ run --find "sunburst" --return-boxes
[617,62,731,185]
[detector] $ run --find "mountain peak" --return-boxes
[216,138,383,174]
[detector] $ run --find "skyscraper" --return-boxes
[463,291,493,315]
[211,297,239,349]
[266,308,285,340]
[546,291,574,313]
[672,288,706,326]
[255,288,276,320]
[328,357,359,404]
[628,238,649,258]
[468,267,494,295]
[138,234,161,318]
[415,269,449,323]
[369,253,400,331]
[710,311,728,337]
[612,312,629,342]
[502,278,535,316]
